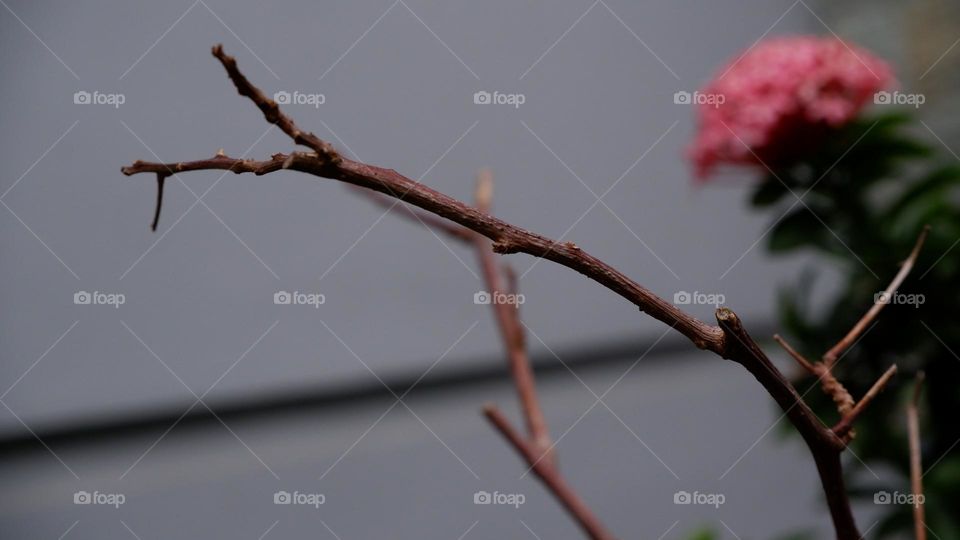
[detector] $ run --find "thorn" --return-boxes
[151,174,167,232]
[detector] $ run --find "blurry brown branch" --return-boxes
[908,373,926,540]
[347,170,586,533]
[471,170,553,465]
[120,44,932,540]
[484,405,615,540]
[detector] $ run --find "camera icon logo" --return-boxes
[274,490,292,504]
[473,491,491,504]
[874,491,891,504]
[874,91,892,105]
[473,291,491,305]
[673,291,691,305]
[74,291,92,305]
[274,91,292,105]
[74,491,92,504]
[673,490,691,504]
[73,91,91,105]
[473,91,491,105]
[673,91,691,105]
[274,291,292,305]
[874,292,891,305]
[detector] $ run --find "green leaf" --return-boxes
[885,165,960,223]
[768,209,823,252]
[750,176,790,207]
[684,528,718,540]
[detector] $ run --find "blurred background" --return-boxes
[1,0,957,538]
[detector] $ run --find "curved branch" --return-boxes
[122,155,724,354]
[121,44,931,540]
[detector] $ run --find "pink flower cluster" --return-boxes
[689,36,893,179]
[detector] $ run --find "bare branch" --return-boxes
[349,171,564,521]
[125,49,725,359]
[823,226,930,366]
[472,171,553,465]
[774,333,817,373]
[211,45,340,163]
[483,405,614,540]
[908,372,926,540]
[122,152,289,177]
[122,45,931,540]
[714,309,859,538]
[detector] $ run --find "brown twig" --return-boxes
[823,226,930,366]
[211,45,340,164]
[908,372,926,540]
[344,170,554,459]
[832,365,897,438]
[774,333,817,373]
[472,170,553,464]
[348,171,565,523]
[146,52,722,356]
[484,405,614,540]
[120,45,928,540]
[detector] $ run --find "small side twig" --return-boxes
[211,45,340,164]
[823,226,930,366]
[774,333,817,373]
[151,174,167,231]
[908,372,926,540]
[832,365,897,438]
